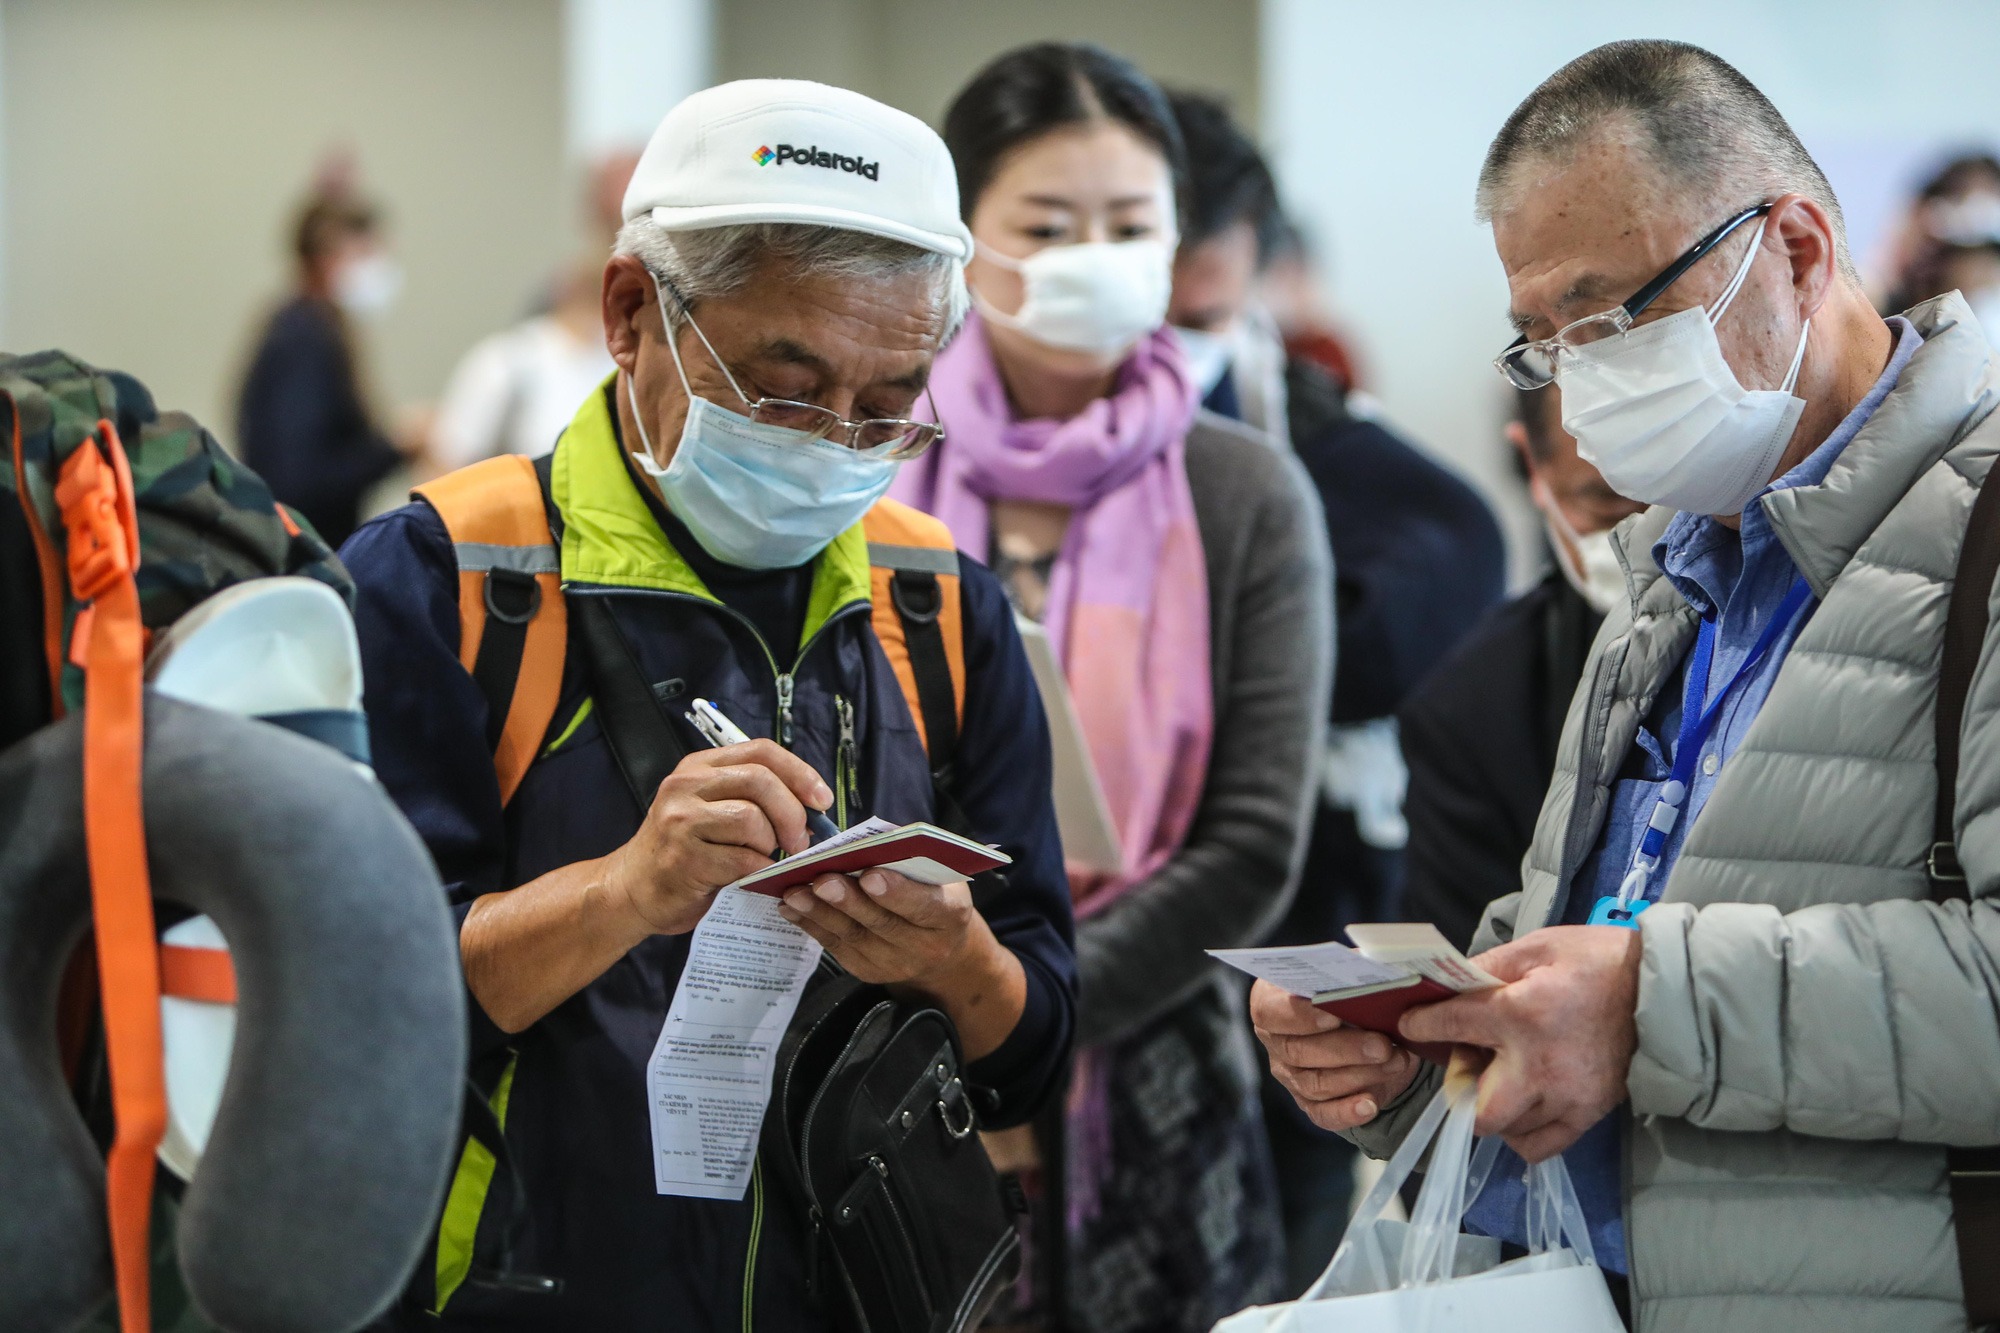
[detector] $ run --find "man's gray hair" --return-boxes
[1476,40,1857,280]
[613,217,969,339]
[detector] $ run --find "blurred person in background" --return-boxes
[1880,152,2000,344]
[896,42,1332,1333]
[1398,387,1645,951]
[1164,85,1507,1295]
[1258,218,1364,396]
[426,151,640,470]
[236,177,414,547]
[1163,90,1288,443]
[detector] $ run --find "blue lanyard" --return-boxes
[1589,574,1816,926]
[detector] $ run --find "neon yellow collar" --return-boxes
[549,379,872,652]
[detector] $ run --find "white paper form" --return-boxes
[1207,940,1409,997]
[647,887,823,1199]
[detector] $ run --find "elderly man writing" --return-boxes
[1256,40,2000,1332]
[342,80,1074,1330]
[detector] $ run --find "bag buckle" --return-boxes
[937,1076,975,1140]
[54,423,140,602]
[1929,840,1968,884]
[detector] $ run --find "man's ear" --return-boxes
[1769,192,1839,322]
[602,255,653,372]
[1506,420,1539,481]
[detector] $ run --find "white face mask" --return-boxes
[975,239,1172,357]
[1172,323,1235,397]
[332,252,403,320]
[1557,220,1811,517]
[626,279,900,570]
[1533,476,1626,614]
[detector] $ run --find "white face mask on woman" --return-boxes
[1557,220,1811,517]
[975,239,1172,357]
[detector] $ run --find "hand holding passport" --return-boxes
[1212,923,1500,1065]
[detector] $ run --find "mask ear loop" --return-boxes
[1706,218,1769,323]
[1779,318,1812,394]
[628,271,755,466]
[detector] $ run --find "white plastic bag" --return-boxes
[1216,1068,1623,1333]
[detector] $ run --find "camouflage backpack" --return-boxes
[0,349,352,1333]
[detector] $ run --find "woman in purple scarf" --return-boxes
[895,43,1334,1333]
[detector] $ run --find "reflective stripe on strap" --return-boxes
[867,542,958,575]
[454,542,560,575]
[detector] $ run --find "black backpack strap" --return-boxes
[572,592,690,815]
[1933,457,2000,1326]
[472,570,542,750]
[888,569,960,783]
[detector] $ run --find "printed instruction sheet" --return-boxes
[647,886,823,1200]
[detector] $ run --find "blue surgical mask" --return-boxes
[627,279,900,570]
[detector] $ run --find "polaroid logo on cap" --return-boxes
[766,143,880,181]
[752,145,776,166]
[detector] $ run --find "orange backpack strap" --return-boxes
[864,499,965,793]
[413,456,567,806]
[56,422,162,1333]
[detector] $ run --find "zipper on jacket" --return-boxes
[835,695,858,828]
[776,673,796,747]
[581,587,866,758]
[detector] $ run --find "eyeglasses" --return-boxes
[1493,203,1773,391]
[661,277,944,461]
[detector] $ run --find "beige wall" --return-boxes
[1,0,570,448]
[714,0,1258,132]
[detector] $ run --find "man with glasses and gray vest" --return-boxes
[341,80,1076,1330]
[1254,40,2000,1332]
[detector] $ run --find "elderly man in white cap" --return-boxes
[341,81,1075,1330]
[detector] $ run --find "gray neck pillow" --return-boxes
[0,695,466,1332]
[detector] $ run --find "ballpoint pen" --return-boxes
[687,697,842,845]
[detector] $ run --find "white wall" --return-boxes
[1262,0,2000,582]
[1,0,572,445]
[567,0,715,158]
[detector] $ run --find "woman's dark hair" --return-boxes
[942,42,1188,223]
[292,193,379,267]
[1917,152,2000,204]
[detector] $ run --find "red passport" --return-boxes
[1312,975,1462,1065]
[732,821,1011,898]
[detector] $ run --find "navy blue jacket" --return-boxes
[343,392,1075,1331]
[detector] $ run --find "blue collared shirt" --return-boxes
[1462,317,1921,1273]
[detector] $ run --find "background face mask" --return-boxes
[1556,220,1810,517]
[1172,323,1235,397]
[333,252,403,319]
[976,239,1172,356]
[627,282,899,569]
[1533,477,1627,614]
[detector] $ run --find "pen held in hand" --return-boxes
[686,697,841,849]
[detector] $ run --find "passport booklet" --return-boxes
[1210,923,1500,1063]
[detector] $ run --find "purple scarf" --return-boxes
[892,315,1214,1229]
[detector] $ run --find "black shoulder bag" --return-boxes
[553,468,1020,1333]
[1931,454,2000,1328]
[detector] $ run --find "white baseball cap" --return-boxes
[623,78,973,263]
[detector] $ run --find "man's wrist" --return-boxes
[892,915,1026,1061]
[585,855,668,950]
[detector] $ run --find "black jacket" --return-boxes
[1396,573,1603,951]
[1273,361,1505,945]
[236,296,401,547]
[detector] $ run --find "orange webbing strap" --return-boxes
[54,422,161,1333]
[862,500,965,754]
[412,456,566,805]
[159,944,238,1005]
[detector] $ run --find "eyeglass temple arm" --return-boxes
[1617,202,1773,321]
